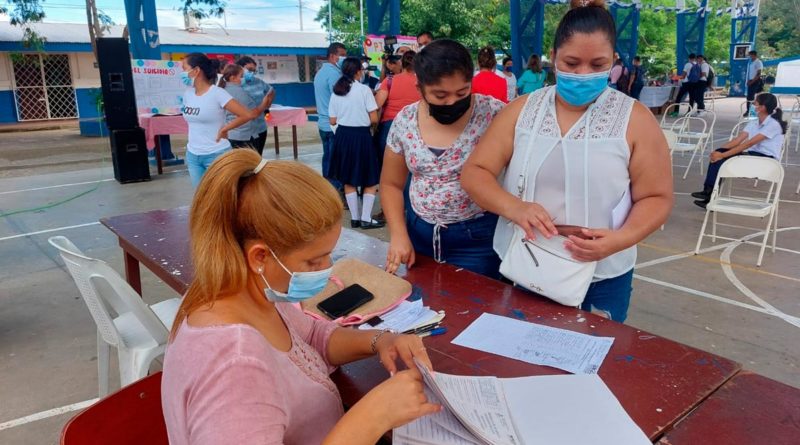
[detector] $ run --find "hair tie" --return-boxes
[253,159,268,174]
[578,0,592,5]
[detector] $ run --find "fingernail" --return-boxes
[390,371,395,377]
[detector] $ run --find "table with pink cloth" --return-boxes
[138,105,309,174]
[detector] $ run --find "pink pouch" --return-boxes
[300,258,413,326]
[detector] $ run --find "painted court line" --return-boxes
[0,398,98,431]
[0,179,115,196]
[0,222,101,242]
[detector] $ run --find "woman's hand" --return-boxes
[564,228,626,262]
[374,332,433,376]
[509,201,558,240]
[709,151,726,163]
[358,368,441,431]
[216,127,229,142]
[386,235,415,274]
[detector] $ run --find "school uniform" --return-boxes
[328,82,380,187]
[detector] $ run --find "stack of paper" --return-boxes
[357,299,441,333]
[394,361,651,445]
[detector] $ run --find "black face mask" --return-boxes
[426,94,472,125]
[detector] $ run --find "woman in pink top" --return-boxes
[162,149,439,445]
[375,50,421,168]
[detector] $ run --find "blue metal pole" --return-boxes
[510,0,522,78]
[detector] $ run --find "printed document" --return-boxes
[451,313,613,374]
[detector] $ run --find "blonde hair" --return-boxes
[218,64,244,88]
[170,149,343,338]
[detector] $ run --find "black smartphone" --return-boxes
[316,284,374,319]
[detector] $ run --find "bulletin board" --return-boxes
[251,55,301,84]
[131,59,185,115]
[363,34,419,73]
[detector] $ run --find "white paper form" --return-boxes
[393,389,482,445]
[452,313,614,374]
[357,299,438,333]
[501,374,650,445]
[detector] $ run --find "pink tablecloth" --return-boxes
[139,106,308,150]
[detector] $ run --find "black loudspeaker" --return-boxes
[97,38,139,130]
[110,128,151,183]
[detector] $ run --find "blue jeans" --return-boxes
[186,148,230,188]
[580,269,634,322]
[406,211,501,280]
[319,129,341,190]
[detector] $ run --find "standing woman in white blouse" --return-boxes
[462,0,672,322]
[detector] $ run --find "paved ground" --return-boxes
[1,97,799,443]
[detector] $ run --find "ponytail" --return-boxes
[755,92,788,134]
[333,57,362,96]
[170,150,343,339]
[218,64,244,89]
[772,108,788,134]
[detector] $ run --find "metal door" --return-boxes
[12,54,78,121]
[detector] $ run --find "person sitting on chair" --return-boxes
[691,92,787,209]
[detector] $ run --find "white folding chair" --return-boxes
[694,157,784,267]
[660,102,692,130]
[48,236,180,396]
[789,103,800,154]
[728,120,749,141]
[670,116,708,179]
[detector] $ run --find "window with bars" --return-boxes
[12,54,78,121]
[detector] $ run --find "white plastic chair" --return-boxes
[48,236,180,396]
[670,116,708,179]
[694,157,784,267]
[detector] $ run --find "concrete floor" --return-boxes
[1,97,798,443]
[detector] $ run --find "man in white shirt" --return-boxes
[744,50,763,116]
[694,54,710,112]
[671,54,697,115]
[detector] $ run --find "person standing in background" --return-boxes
[628,56,645,100]
[472,46,508,103]
[671,54,697,116]
[236,56,275,156]
[744,50,763,116]
[219,64,274,151]
[693,54,710,114]
[314,43,348,191]
[500,57,518,102]
[608,58,624,91]
[517,54,546,95]
[416,31,434,50]
[375,51,420,173]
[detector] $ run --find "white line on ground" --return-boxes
[0,179,115,196]
[636,238,741,269]
[0,398,98,431]
[0,222,101,242]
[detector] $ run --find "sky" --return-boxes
[0,0,329,33]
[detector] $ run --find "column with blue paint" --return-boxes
[727,2,759,97]
[511,0,545,79]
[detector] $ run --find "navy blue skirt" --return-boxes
[330,125,380,187]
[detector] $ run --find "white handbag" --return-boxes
[498,91,597,307]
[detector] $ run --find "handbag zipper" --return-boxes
[522,239,539,267]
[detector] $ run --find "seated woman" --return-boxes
[161,150,439,445]
[691,92,788,208]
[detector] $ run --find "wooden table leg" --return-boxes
[123,250,143,296]
[292,125,298,159]
[274,128,280,156]
[154,135,164,175]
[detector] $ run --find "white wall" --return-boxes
[70,52,100,89]
[0,53,13,91]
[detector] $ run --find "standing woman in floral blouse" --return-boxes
[380,39,506,279]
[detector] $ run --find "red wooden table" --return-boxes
[656,371,800,445]
[100,207,742,441]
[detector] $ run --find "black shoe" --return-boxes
[691,190,710,200]
[742,112,749,117]
[350,220,361,228]
[693,200,708,209]
[359,219,385,229]
[373,211,386,223]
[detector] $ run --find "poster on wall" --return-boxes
[363,34,419,74]
[251,55,301,84]
[131,59,185,115]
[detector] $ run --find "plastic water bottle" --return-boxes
[749,104,757,118]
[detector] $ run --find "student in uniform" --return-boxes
[236,56,275,155]
[219,64,273,151]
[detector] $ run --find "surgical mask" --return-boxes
[180,71,194,87]
[337,56,346,68]
[505,66,513,72]
[426,94,472,125]
[243,70,255,82]
[555,66,610,107]
[260,249,333,303]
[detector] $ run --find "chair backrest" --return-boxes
[61,372,168,445]
[729,120,750,141]
[671,116,707,140]
[717,156,784,185]
[48,236,169,347]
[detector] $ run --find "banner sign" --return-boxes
[131,59,185,115]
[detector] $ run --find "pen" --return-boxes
[418,327,447,338]
[402,322,440,335]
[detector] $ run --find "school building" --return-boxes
[0,22,327,125]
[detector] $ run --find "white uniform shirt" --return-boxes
[681,62,693,83]
[182,85,233,155]
[328,81,378,127]
[699,62,710,81]
[747,59,763,81]
[744,116,785,159]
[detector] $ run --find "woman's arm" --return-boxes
[381,150,414,273]
[369,109,379,125]
[375,88,389,108]
[711,132,765,162]
[217,99,258,141]
[564,101,673,261]
[461,97,558,240]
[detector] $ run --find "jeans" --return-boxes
[703,148,772,190]
[186,148,230,188]
[580,269,634,322]
[319,129,341,190]
[406,211,501,280]
[376,119,393,173]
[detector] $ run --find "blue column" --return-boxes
[511,0,545,79]
[676,0,708,70]
[124,0,181,163]
[366,0,400,35]
[728,14,758,97]
[610,3,640,67]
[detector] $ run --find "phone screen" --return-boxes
[316,284,374,319]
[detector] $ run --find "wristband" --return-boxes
[370,329,393,354]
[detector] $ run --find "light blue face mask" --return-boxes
[243,70,255,83]
[337,56,346,69]
[180,71,194,87]
[555,66,611,106]
[260,249,333,303]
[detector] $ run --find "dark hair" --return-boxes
[528,54,542,72]
[210,58,221,74]
[184,53,216,84]
[327,42,346,57]
[502,57,513,66]
[414,39,474,86]
[401,50,416,70]
[614,58,624,65]
[333,57,362,96]
[417,31,434,40]
[477,46,496,70]
[218,64,243,89]
[554,0,616,52]
[633,56,641,62]
[688,53,696,59]
[696,54,705,60]
[236,56,256,67]
[755,93,788,134]
[749,50,758,56]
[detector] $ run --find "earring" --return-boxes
[257,266,264,274]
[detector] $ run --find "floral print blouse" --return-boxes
[387,94,505,225]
